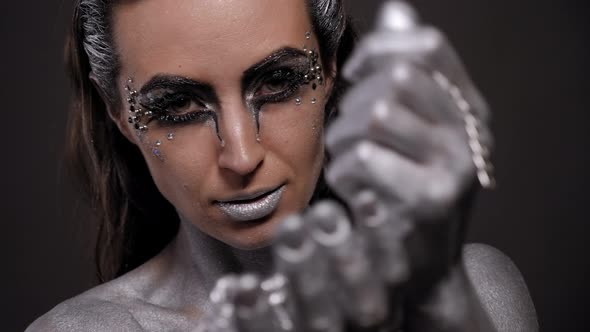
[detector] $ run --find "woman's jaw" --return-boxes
[179,175,322,251]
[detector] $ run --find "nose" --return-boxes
[217,105,265,177]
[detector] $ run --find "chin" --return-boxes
[229,236,274,251]
[221,210,290,250]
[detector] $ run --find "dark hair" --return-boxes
[65,0,357,282]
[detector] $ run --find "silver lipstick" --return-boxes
[217,185,285,222]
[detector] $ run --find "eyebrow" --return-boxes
[139,75,218,102]
[242,47,307,88]
[138,47,306,99]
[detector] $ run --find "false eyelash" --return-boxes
[139,91,214,125]
[154,110,215,125]
[142,92,196,111]
[254,69,306,104]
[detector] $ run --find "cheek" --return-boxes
[134,124,221,211]
[260,92,326,180]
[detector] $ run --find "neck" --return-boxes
[168,215,274,296]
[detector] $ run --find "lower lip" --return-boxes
[217,186,285,222]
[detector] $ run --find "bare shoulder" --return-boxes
[26,257,202,332]
[462,243,539,332]
[25,282,144,332]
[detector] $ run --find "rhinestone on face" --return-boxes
[311,97,317,104]
[155,140,162,147]
[300,40,324,89]
[295,97,302,106]
[167,133,175,140]
[126,77,150,134]
[305,31,311,39]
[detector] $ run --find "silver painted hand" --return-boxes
[204,2,498,331]
[322,1,497,330]
[326,1,492,220]
[325,1,494,279]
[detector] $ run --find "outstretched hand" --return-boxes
[325,0,494,294]
[197,2,496,331]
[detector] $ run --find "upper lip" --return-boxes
[215,185,283,204]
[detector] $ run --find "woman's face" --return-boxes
[112,0,331,249]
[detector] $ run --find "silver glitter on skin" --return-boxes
[27,5,537,331]
[217,186,285,222]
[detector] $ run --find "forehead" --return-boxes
[113,0,311,82]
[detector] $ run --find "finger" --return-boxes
[306,201,390,328]
[329,94,480,208]
[341,63,465,126]
[349,190,412,284]
[342,0,432,82]
[234,274,278,332]
[274,214,314,269]
[343,26,439,82]
[344,26,468,99]
[326,140,423,207]
[326,140,461,219]
[343,2,490,122]
[327,95,437,162]
[306,200,352,247]
[199,275,241,332]
[273,215,343,332]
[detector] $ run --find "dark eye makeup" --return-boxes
[139,90,214,125]
[136,47,310,126]
[252,66,306,103]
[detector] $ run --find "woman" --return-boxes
[28,0,537,331]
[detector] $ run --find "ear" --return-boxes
[89,72,138,145]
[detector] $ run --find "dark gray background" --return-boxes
[2,0,588,331]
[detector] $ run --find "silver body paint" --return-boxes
[217,186,285,222]
[26,2,537,331]
[27,217,275,332]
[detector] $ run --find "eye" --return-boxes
[146,93,207,115]
[256,69,296,97]
[170,95,190,111]
[141,92,212,125]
